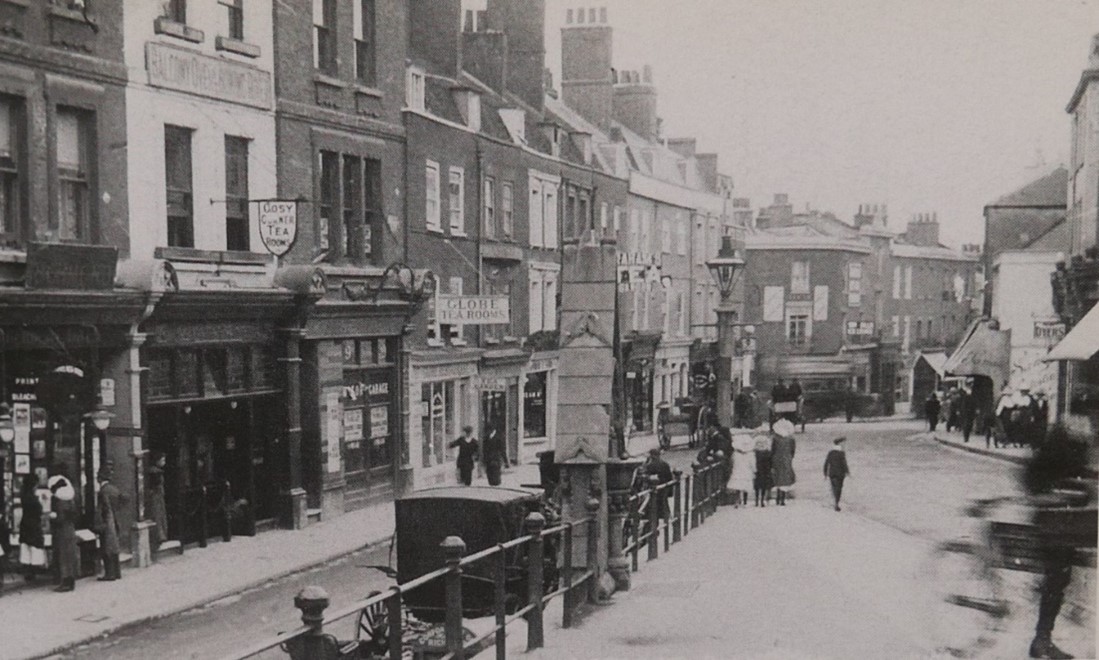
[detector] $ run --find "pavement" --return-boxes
[0,433,663,660]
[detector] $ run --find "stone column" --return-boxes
[126,330,154,567]
[280,328,307,530]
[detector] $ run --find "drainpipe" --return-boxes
[129,290,162,568]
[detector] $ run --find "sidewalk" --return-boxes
[1,436,668,660]
[930,429,1032,466]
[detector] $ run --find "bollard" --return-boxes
[562,521,574,628]
[585,497,599,603]
[630,496,640,572]
[494,548,506,660]
[442,535,467,660]
[672,471,682,544]
[647,477,659,561]
[286,585,340,660]
[525,512,546,650]
[199,485,209,548]
[222,480,232,543]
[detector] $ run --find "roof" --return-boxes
[917,350,949,377]
[745,224,872,253]
[1045,302,1099,361]
[1067,68,1099,113]
[399,485,540,503]
[891,242,977,262]
[986,167,1068,208]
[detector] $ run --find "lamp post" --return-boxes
[706,235,744,428]
[83,407,113,528]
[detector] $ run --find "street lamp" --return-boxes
[0,403,14,444]
[85,407,114,433]
[706,235,745,428]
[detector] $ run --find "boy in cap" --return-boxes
[823,437,851,511]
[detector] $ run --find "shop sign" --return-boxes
[99,379,116,407]
[343,380,389,402]
[1033,320,1065,342]
[146,41,272,110]
[258,201,298,257]
[25,243,117,290]
[846,321,875,336]
[437,295,509,325]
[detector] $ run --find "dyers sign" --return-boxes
[437,295,510,325]
[258,200,298,256]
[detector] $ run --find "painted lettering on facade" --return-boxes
[146,42,272,110]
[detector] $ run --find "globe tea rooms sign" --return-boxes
[437,296,510,325]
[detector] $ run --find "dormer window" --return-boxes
[453,89,481,132]
[406,67,425,111]
[499,109,526,144]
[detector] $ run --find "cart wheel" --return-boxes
[356,590,390,651]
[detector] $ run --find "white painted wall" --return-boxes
[992,250,1064,393]
[123,1,276,259]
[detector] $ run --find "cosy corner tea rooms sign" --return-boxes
[437,296,510,325]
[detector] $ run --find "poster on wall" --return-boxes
[344,408,364,442]
[325,392,342,473]
[13,403,30,453]
[14,454,30,474]
[370,406,389,439]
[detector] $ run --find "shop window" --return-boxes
[448,167,464,234]
[226,346,247,391]
[224,135,249,251]
[164,125,194,248]
[313,0,337,75]
[483,177,495,239]
[0,96,22,244]
[501,181,513,239]
[250,347,276,389]
[425,160,441,231]
[354,0,376,85]
[219,0,243,40]
[202,348,228,396]
[523,371,547,438]
[148,350,174,400]
[317,151,337,251]
[176,349,200,398]
[421,380,460,468]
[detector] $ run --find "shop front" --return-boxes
[520,352,559,463]
[142,289,299,545]
[409,350,481,488]
[623,331,661,434]
[479,348,530,467]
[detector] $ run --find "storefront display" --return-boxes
[523,371,548,439]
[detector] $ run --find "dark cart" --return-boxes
[395,486,557,622]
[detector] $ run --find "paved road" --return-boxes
[56,419,1063,659]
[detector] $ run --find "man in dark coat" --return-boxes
[823,437,851,511]
[958,386,975,442]
[448,425,479,486]
[643,448,675,519]
[733,390,751,428]
[482,428,505,486]
[96,468,123,581]
[924,392,941,432]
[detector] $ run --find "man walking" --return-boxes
[959,385,975,443]
[924,392,941,432]
[643,447,675,520]
[448,425,479,486]
[95,467,123,581]
[482,428,505,486]
[823,437,851,511]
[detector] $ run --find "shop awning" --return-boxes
[943,319,1011,392]
[1045,302,1099,362]
[917,351,949,377]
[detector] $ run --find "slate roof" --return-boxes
[986,167,1068,208]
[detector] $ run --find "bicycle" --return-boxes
[926,488,1096,658]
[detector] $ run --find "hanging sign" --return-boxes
[437,296,510,325]
[258,200,298,256]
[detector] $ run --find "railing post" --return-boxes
[494,547,507,660]
[386,588,403,660]
[647,477,659,561]
[222,480,232,543]
[682,473,691,536]
[672,470,682,544]
[442,535,467,660]
[690,463,700,529]
[630,496,640,572]
[562,521,574,629]
[585,497,599,604]
[525,512,546,651]
[199,485,209,548]
[286,586,335,660]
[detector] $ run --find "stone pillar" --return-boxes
[280,328,307,530]
[126,330,154,567]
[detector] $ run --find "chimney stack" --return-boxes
[905,211,940,246]
[561,6,614,130]
[613,65,658,141]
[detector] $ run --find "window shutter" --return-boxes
[763,286,785,322]
[813,285,828,321]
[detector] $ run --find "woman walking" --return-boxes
[770,418,797,506]
[48,471,78,592]
[729,434,756,507]
[17,475,45,582]
[753,434,773,506]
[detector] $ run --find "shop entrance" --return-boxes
[148,395,280,545]
[481,389,507,462]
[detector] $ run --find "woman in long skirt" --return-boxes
[770,418,797,506]
[18,475,45,581]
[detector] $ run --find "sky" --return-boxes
[543,0,1099,247]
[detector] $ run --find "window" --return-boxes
[224,136,249,251]
[165,0,186,23]
[501,181,513,239]
[762,285,785,322]
[406,68,425,111]
[613,206,621,232]
[448,167,464,234]
[219,0,243,40]
[579,194,590,235]
[483,177,495,239]
[529,178,543,247]
[892,264,902,299]
[446,277,465,343]
[847,261,862,307]
[528,173,558,248]
[529,271,543,333]
[544,182,557,248]
[565,191,576,239]
[629,208,639,253]
[56,108,91,242]
[904,265,913,299]
[786,313,809,346]
[421,380,464,468]
[903,315,911,352]
[523,372,548,439]
[0,97,22,242]
[313,0,337,75]
[318,151,338,250]
[544,274,557,330]
[677,291,687,335]
[661,213,671,253]
[164,125,194,248]
[528,266,559,333]
[354,0,376,84]
[600,203,608,235]
[790,260,810,294]
[425,160,441,231]
[484,266,514,341]
[916,318,923,339]
[342,155,362,257]
[891,315,900,337]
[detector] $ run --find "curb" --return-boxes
[29,530,395,660]
[931,434,1029,467]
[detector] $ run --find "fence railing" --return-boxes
[223,508,599,660]
[623,460,725,571]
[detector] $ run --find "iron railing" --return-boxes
[623,460,724,570]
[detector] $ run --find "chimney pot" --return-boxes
[642,64,652,83]
[600,6,607,23]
